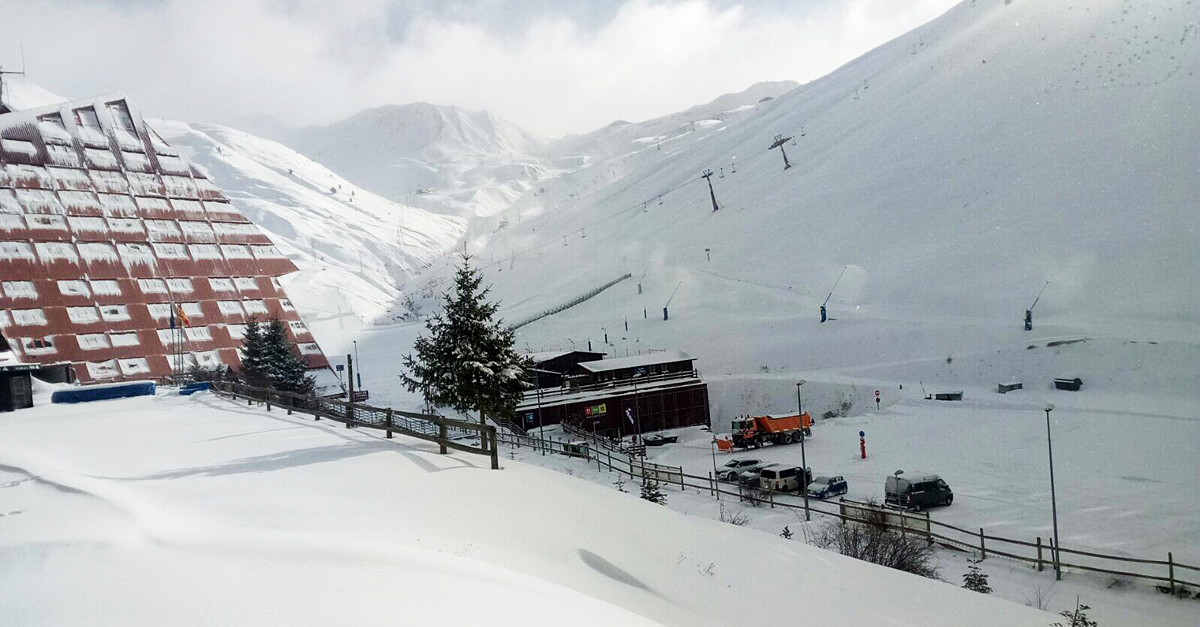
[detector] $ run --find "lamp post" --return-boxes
[536,371,545,456]
[711,435,720,501]
[352,340,362,389]
[1045,403,1062,580]
[797,380,810,522]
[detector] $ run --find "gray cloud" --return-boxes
[0,0,957,136]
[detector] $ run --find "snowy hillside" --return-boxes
[151,120,466,326]
[0,76,465,328]
[448,0,1200,377]
[245,103,551,219]
[0,390,1054,627]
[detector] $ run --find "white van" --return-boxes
[758,466,811,492]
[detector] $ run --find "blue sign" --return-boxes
[859,430,865,438]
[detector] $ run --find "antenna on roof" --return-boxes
[0,43,28,112]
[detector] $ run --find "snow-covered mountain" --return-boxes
[243,103,551,219]
[151,120,466,327]
[0,76,465,329]
[456,0,1199,375]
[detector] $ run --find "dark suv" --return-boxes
[885,472,953,511]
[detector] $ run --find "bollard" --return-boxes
[439,422,447,454]
[489,427,499,470]
[1037,537,1044,572]
[386,408,394,439]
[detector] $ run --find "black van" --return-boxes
[885,472,953,511]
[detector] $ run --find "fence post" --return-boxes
[709,471,715,497]
[979,527,986,560]
[439,422,448,455]
[386,408,394,439]
[1168,552,1175,595]
[487,427,498,470]
[769,489,774,509]
[1036,537,1044,572]
[286,392,293,415]
[925,511,932,546]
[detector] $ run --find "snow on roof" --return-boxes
[524,350,605,364]
[576,351,693,373]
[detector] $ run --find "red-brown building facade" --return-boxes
[0,94,334,385]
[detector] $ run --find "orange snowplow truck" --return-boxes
[731,413,812,449]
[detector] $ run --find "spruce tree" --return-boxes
[962,557,993,594]
[238,317,314,394]
[401,255,531,431]
[239,318,270,386]
[639,478,667,505]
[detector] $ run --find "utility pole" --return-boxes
[346,354,355,429]
[0,47,27,111]
[1045,403,1062,580]
[701,169,719,212]
[353,340,362,389]
[797,380,810,521]
[769,134,794,170]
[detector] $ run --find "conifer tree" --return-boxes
[238,317,314,394]
[401,255,531,432]
[962,556,993,594]
[239,318,270,386]
[639,478,667,505]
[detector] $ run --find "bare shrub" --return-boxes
[719,504,751,527]
[1023,585,1054,611]
[807,518,940,579]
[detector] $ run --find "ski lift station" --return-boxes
[516,349,710,437]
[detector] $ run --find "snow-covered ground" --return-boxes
[0,390,1056,627]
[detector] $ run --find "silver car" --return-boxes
[719,458,763,481]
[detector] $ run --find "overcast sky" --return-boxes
[0,0,957,137]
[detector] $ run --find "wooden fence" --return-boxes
[494,432,1200,593]
[209,381,500,470]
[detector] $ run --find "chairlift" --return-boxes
[580,229,586,239]
[562,236,568,247]
[731,159,738,174]
[641,201,648,213]
[657,195,664,206]
[718,167,725,179]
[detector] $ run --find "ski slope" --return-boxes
[462,0,1198,340]
[0,389,1054,627]
[151,120,466,327]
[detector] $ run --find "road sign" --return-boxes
[859,430,865,438]
[875,390,880,397]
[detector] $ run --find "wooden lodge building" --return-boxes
[516,350,710,437]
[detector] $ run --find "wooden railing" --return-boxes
[209,381,499,470]
[494,432,1199,593]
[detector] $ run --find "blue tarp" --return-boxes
[51,381,156,404]
[181,381,211,394]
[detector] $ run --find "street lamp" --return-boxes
[1044,403,1062,580]
[796,380,810,522]
[711,435,721,501]
[352,340,362,388]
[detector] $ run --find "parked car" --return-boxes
[719,458,763,481]
[739,463,779,486]
[643,433,678,446]
[885,472,953,511]
[758,466,812,492]
[806,475,848,499]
